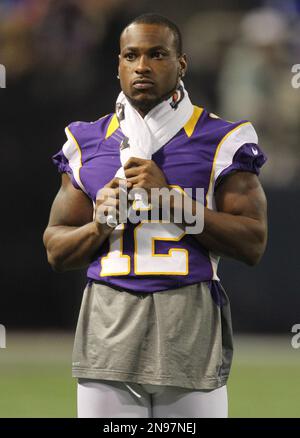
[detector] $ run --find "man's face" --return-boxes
[118,23,187,116]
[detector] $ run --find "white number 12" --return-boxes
[100,221,188,276]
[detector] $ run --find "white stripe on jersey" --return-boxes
[214,122,258,182]
[62,127,87,193]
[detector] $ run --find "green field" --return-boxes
[0,333,299,418]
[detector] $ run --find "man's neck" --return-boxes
[124,85,179,118]
[126,98,158,118]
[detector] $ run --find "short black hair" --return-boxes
[121,13,183,55]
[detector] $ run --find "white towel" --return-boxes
[107,81,194,227]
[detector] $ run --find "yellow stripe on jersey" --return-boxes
[205,121,251,207]
[105,113,119,139]
[105,106,203,140]
[183,105,204,138]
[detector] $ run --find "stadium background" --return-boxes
[0,0,299,417]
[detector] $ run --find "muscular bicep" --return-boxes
[47,173,93,227]
[215,171,267,224]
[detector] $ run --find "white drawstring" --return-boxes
[125,383,142,398]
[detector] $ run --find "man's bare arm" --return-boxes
[174,171,268,265]
[43,174,113,272]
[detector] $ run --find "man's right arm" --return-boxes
[43,173,113,272]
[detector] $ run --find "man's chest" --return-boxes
[79,131,216,201]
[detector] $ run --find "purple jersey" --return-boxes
[52,106,267,292]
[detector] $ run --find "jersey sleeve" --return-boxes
[52,125,86,192]
[214,122,267,190]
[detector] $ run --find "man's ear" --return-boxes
[118,55,121,77]
[179,53,187,77]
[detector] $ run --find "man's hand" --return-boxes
[124,157,168,191]
[95,177,132,228]
[124,157,168,208]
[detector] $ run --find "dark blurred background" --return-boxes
[0,0,299,333]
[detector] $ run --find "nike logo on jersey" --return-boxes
[252,147,258,155]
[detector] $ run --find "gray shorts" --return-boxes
[72,281,233,390]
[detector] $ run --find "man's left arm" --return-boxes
[187,171,268,266]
